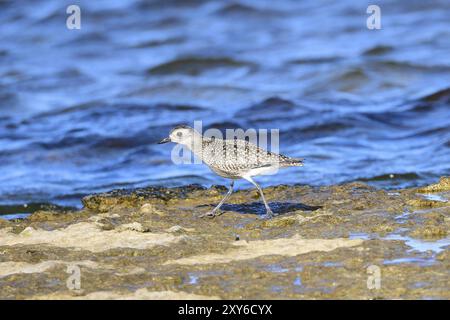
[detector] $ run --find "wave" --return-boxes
[418,87,450,102]
[146,57,256,76]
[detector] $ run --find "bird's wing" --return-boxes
[222,139,284,168]
[200,137,301,172]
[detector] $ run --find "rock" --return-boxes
[407,198,447,208]
[417,177,450,192]
[260,216,297,228]
[28,210,62,222]
[20,226,36,237]
[410,225,448,239]
[436,250,450,262]
[164,235,364,265]
[1,177,449,300]
[117,222,149,233]
[33,288,220,300]
[166,225,194,233]
[139,203,165,216]
[371,223,395,234]
[81,185,206,212]
[0,218,10,228]
[0,222,181,252]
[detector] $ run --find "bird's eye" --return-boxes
[176,132,182,137]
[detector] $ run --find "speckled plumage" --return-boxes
[193,136,303,179]
[159,125,304,218]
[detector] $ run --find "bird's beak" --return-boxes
[158,137,171,144]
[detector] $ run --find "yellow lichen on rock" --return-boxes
[417,177,450,192]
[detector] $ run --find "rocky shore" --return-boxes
[0,177,449,299]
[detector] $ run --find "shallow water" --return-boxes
[0,0,449,209]
[383,234,450,254]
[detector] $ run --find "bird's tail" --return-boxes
[282,158,304,167]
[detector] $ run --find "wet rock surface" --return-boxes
[0,178,449,299]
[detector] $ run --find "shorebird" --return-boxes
[158,125,304,218]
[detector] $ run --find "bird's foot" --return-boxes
[258,208,277,220]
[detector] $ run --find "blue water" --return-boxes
[0,0,449,209]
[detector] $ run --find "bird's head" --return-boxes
[158,125,199,146]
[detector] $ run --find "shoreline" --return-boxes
[0,176,446,220]
[0,177,449,299]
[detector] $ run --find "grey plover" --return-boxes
[158,125,304,218]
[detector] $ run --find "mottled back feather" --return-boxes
[191,137,303,177]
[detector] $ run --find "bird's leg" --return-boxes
[199,181,234,218]
[243,176,276,218]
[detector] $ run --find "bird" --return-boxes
[158,125,304,218]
